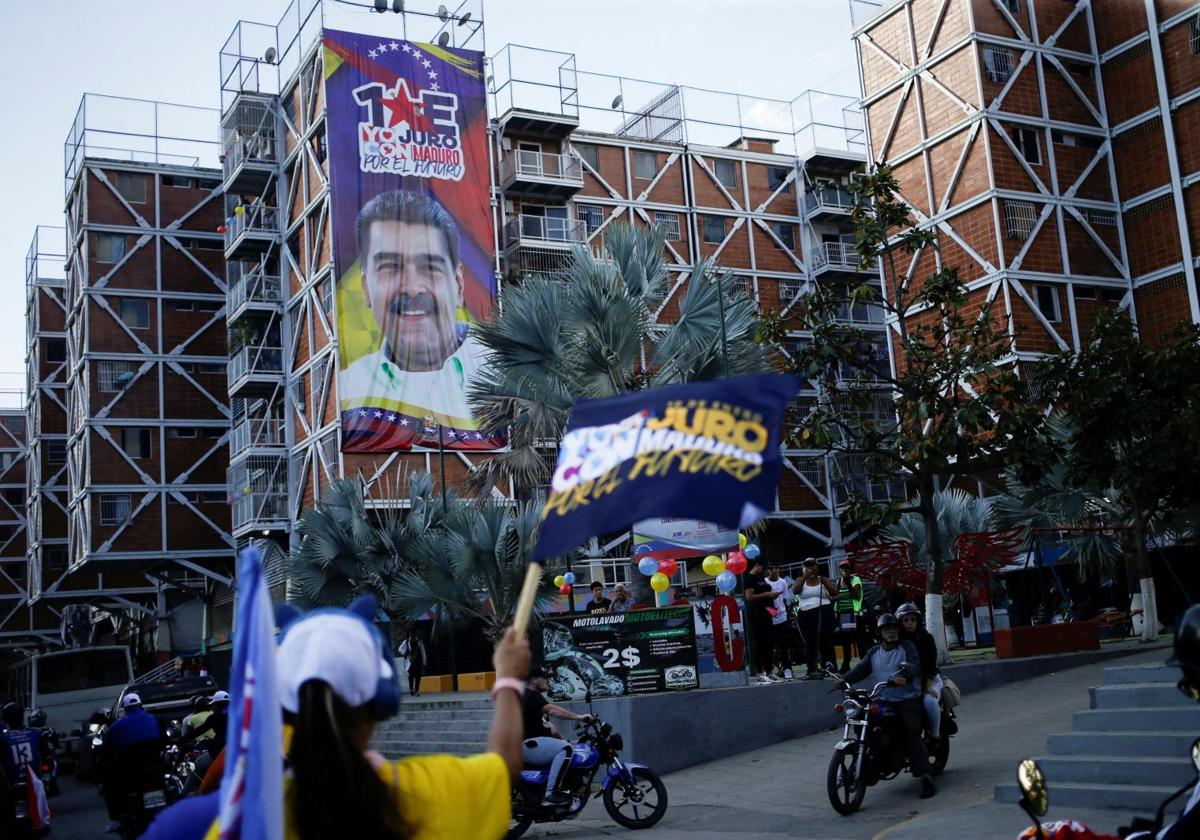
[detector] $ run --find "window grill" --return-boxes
[98,360,137,393]
[1004,201,1037,240]
[983,46,1013,83]
[1191,14,1199,55]
[99,494,131,526]
[1085,209,1116,227]
[577,204,605,235]
[653,212,680,241]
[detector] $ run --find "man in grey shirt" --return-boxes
[840,612,936,799]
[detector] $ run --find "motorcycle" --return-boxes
[1013,738,1200,839]
[33,727,60,796]
[116,760,176,840]
[826,670,957,816]
[505,715,669,839]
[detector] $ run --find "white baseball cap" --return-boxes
[276,613,394,713]
[209,690,231,705]
[121,692,142,709]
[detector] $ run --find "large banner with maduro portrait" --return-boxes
[324,28,500,452]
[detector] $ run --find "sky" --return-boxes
[0,0,860,392]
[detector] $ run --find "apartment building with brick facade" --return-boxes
[851,0,1200,361]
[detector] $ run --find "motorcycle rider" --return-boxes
[522,665,593,807]
[101,692,163,833]
[0,702,41,788]
[181,690,229,755]
[896,602,943,744]
[26,708,59,795]
[179,695,211,741]
[839,613,937,799]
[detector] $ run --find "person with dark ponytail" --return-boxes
[142,595,529,840]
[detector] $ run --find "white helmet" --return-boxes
[209,690,231,707]
[121,692,142,709]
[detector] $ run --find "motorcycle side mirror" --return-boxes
[1017,758,1049,818]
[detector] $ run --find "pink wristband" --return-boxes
[490,677,525,700]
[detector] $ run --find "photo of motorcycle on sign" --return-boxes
[542,608,700,701]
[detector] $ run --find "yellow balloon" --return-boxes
[234,205,246,215]
[738,533,748,550]
[702,555,725,576]
[553,575,566,588]
[650,572,670,592]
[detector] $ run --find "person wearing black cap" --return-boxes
[743,555,779,684]
[522,666,593,806]
[583,581,612,614]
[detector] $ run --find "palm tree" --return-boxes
[467,223,772,595]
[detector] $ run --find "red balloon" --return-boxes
[217,225,228,234]
[725,552,748,575]
[559,583,572,595]
[657,558,678,577]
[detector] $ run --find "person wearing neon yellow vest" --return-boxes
[834,559,864,673]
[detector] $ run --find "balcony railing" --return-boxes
[230,416,286,453]
[500,150,583,184]
[223,132,275,174]
[504,214,587,247]
[805,187,854,216]
[228,268,282,313]
[231,490,289,531]
[225,205,279,248]
[816,241,865,271]
[228,346,283,384]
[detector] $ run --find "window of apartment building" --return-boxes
[772,222,796,250]
[196,299,222,313]
[1079,134,1103,150]
[633,150,657,180]
[574,143,599,173]
[1085,208,1117,227]
[1002,0,1021,14]
[0,452,13,471]
[731,275,751,297]
[1192,14,1200,55]
[713,158,738,190]
[195,238,223,251]
[95,233,126,264]
[577,203,605,235]
[779,278,803,303]
[168,427,196,438]
[313,131,328,164]
[1,416,22,437]
[983,46,1013,83]
[702,216,726,244]
[1066,61,1093,79]
[120,428,152,459]
[1010,126,1041,164]
[45,338,66,363]
[1051,130,1076,148]
[293,371,308,413]
[654,212,681,242]
[46,440,66,466]
[165,175,195,189]
[202,427,224,438]
[119,298,150,330]
[319,278,335,321]
[115,172,147,204]
[1074,286,1097,300]
[1033,284,1061,323]
[767,165,791,193]
[97,360,136,393]
[197,178,220,191]
[202,491,226,503]
[1004,200,1037,240]
[172,300,194,312]
[99,494,132,526]
[1103,288,1126,304]
[46,545,68,573]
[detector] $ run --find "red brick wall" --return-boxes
[1093,0,1149,55]
[1134,273,1193,342]
[1101,44,1158,126]
[1111,119,1171,198]
[1123,196,1183,275]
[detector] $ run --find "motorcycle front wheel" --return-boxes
[827,747,867,816]
[929,735,950,776]
[504,816,533,840]
[602,767,668,830]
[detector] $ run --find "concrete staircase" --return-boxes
[995,663,1199,813]
[371,693,493,758]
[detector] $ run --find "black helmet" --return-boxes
[189,695,209,712]
[895,602,922,620]
[1,702,23,729]
[1168,604,1200,701]
[27,708,46,728]
[877,613,899,630]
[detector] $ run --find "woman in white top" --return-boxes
[791,558,839,679]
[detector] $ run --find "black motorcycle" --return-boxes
[506,716,668,839]
[826,673,957,816]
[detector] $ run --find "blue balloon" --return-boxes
[563,572,576,585]
[638,556,659,576]
[744,543,761,560]
[715,571,737,593]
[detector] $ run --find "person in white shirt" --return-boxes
[766,564,797,680]
[339,189,490,447]
[791,558,839,679]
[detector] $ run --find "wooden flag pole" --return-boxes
[513,562,542,639]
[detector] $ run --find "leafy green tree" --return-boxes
[467,223,771,598]
[787,166,1054,660]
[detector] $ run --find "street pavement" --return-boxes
[527,647,1175,840]
[32,772,112,840]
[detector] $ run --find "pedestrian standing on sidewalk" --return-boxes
[766,564,796,680]
[792,558,838,678]
[398,629,427,696]
[834,559,864,673]
[743,555,779,684]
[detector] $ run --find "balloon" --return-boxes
[553,575,566,588]
[560,583,572,596]
[217,225,227,234]
[563,572,576,585]
[739,533,748,550]
[744,543,761,560]
[657,558,678,577]
[234,205,246,215]
[649,572,670,593]
[725,552,748,575]
[637,556,659,576]
[701,555,725,576]
[715,571,737,593]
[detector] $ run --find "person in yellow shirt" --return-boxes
[141,596,529,840]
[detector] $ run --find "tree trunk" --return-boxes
[1129,506,1159,642]
[919,479,950,664]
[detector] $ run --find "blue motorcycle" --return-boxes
[506,716,668,838]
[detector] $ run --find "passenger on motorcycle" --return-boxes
[522,665,594,806]
[179,696,211,740]
[839,613,937,799]
[180,690,229,755]
[101,692,163,832]
[0,702,41,787]
[895,602,943,743]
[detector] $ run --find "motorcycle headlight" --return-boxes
[88,723,102,735]
[608,733,624,751]
[841,698,864,719]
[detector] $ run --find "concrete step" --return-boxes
[1036,755,1196,788]
[387,709,495,722]
[1090,683,1192,710]
[1072,707,1200,732]
[1102,664,1181,686]
[995,781,1184,813]
[400,698,494,711]
[1047,731,1197,757]
[378,743,476,757]
[373,729,489,744]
